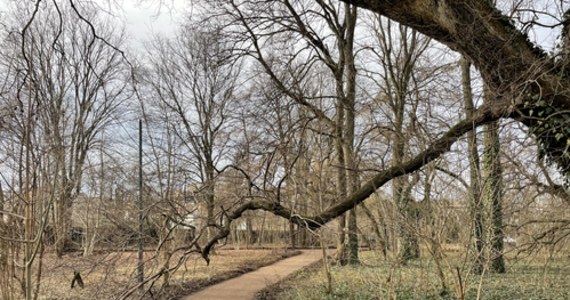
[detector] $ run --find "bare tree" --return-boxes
[368,15,431,262]
[1,5,569,299]
[0,2,129,298]
[144,23,239,242]
[210,0,363,264]
[9,3,129,257]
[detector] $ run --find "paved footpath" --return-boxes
[182,249,324,300]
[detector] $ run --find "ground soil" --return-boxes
[163,249,302,299]
[32,248,299,300]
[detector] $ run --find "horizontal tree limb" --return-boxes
[200,103,510,258]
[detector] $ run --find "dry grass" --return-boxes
[32,248,298,300]
[259,248,570,300]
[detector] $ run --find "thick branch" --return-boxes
[535,182,570,205]
[200,104,507,258]
[338,0,552,98]
[336,0,570,178]
[308,104,507,227]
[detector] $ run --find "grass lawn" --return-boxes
[259,248,570,300]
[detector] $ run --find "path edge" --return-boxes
[171,249,302,300]
[254,256,327,300]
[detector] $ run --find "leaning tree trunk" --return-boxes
[339,0,570,180]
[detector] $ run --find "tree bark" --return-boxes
[461,58,485,274]
[483,87,505,273]
[334,96,348,263]
[361,202,387,257]
[342,4,360,265]
[338,0,570,178]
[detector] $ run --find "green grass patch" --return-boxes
[261,250,570,300]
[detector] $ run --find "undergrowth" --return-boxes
[261,249,570,300]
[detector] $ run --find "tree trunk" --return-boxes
[461,57,485,274]
[295,136,310,248]
[372,19,426,263]
[343,5,360,265]
[334,93,348,263]
[289,222,296,249]
[54,187,74,257]
[205,159,216,242]
[361,202,387,257]
[258,212,266,246]
[0,183,13,300]
[395,183,420,262]
[483,87,506,273]
[339,0,570,178]
[392,94,419,262]
[424,165,448,294]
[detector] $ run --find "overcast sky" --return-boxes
[115,0,566,51]
[120,0,185,42]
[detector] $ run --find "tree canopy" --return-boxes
[336,0,570,177]
[190,0,570,258]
